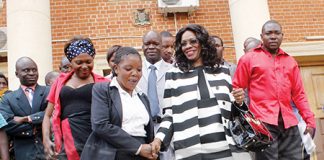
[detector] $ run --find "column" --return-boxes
[229,0,270,61]
[7,0,52,89]
[0,0,3,11]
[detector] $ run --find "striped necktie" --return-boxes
[25,87,34,107]
[148,65,159,116]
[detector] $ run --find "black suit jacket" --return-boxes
[81,82,154,160]
[0,84,49,160]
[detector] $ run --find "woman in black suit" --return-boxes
[81,47,156,160]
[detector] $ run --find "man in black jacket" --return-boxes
[0,57,49,160]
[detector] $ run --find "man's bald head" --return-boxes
[59,56,72,73]
[142,31,162,42]
[243,37,261,53]
[15,57,36,70]
[45,71,59,86]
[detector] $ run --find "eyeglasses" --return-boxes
[180,38,199,47]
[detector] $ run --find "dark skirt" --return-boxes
[59,112,92,159]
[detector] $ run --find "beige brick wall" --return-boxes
[268,0,324,42]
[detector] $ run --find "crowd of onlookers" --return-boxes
[0,20,315,160]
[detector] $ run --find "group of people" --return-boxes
[0,20,316,160]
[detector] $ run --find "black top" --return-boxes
[60,83,94,120]
[59,83,94,158]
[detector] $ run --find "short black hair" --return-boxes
[210,35,223,47]
[114,47,141,65]
[160,31,173,37]
[106,45,122,62]
[113,47,142,77]
[261,20,282,33]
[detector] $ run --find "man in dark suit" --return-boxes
[0,57,49,160]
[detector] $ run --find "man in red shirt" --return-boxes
[233,20,316,159]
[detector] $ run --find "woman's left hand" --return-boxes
[232,88,245,106]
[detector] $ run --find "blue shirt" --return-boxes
[0,113,7,128]
[291,101,304,122]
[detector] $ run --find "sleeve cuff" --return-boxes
[135,144,142,155]
[306,122,316,129]
[155,133,164,143]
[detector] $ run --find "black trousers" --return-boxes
[255,113,304,160]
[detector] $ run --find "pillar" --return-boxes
[0,0,3,11]
[229,0,270,61]
[7,0,52,89]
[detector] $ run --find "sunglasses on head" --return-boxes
[180,38,199,47]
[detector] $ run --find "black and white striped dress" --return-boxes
[155,65,237,160]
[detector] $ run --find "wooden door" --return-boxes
[300,65,324,160]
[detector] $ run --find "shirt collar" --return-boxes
[145,59,163,71]
[255,44,288,56]
[110,77,141,97]
[21,84,36,92]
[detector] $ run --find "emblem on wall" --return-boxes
[134,9,150,25]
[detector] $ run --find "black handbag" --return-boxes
[229,104,273,152]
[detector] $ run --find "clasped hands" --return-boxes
[140,138,162,160]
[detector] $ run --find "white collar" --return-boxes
[145,59,163,71]
[110,77,143,97]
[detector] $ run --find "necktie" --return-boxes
[148,65,159,116]
[25,87,34,107]
[197,67,210,100]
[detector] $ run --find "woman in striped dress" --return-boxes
[150,24,246,160]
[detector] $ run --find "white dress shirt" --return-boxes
[145,59,162,77]
[110,78,149,137]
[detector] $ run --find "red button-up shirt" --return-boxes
[233,46,316,129]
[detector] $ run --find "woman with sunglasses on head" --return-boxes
[150,24,248,159]
[81,47,156,160]
[42,36,109,160]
